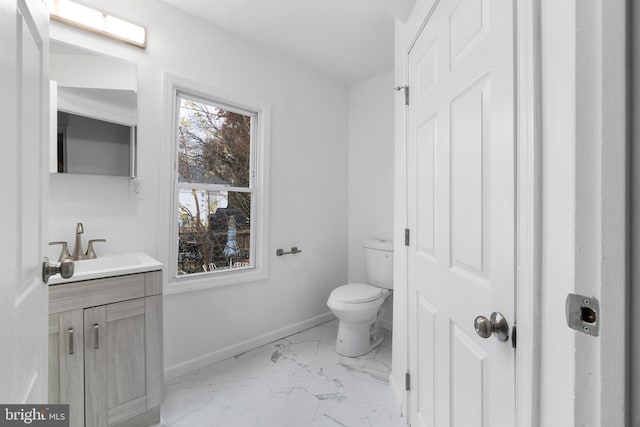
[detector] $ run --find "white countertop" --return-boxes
[49,252,163,285]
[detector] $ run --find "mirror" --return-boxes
[50,40,137,177]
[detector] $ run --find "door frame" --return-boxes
[513,0,541,425]
[392,0,541,424]
[577,1,628,425]
[395,1,630,425]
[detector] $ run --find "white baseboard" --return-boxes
[164,312,337,381]
[389,371,406,420]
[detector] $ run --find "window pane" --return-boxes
[177,189,252,275]
[177,97,251,187]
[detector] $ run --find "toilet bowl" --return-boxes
[327,240,393,357]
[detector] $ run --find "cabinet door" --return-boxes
[48,311,84,427]
[84,305,107,427]
[85,298,149,427]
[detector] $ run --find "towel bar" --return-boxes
[276,247,302,256]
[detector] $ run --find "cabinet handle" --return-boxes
[67,328,74,354]
[93,323,99,349]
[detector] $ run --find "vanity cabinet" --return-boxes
[48,270,163,427]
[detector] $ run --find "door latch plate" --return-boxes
[565,294,599,337]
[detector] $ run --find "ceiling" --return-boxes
[160,0,415,84]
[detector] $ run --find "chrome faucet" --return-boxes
[49,241,71,261]
[86,239,107,258]
[72,223,87,260]
[69,223,107,260]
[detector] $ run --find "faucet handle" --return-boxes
[49,241,71,262]
[86,239,107,259]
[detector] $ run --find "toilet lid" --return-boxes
[330,283,384,303]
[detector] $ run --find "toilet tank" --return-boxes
[363,239,393,289]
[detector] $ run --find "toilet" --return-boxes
[327,239,393,357]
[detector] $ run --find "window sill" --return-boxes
[164,267,268,295]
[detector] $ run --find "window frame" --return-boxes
[164,74,270,294]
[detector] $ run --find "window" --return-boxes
[168,81,269,289]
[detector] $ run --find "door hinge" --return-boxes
[395,85,409,105]
[405,372,411,391]
[404,228,410,246]
[511,324,517,349]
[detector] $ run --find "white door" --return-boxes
[407,0,516,425]
[0,0,50,403]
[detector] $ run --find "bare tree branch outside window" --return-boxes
[176,97,253,275]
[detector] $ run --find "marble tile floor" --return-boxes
[159,319,406,427]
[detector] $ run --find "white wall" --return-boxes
[48,0,349,378]
[347,70,395,329]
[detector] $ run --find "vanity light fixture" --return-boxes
[47,0,146,48]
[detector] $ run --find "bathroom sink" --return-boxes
[48,252,162,285]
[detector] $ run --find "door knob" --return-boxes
[42,257,74,284]
[474,312,509,341]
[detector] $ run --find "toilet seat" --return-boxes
[329,283,385,304]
